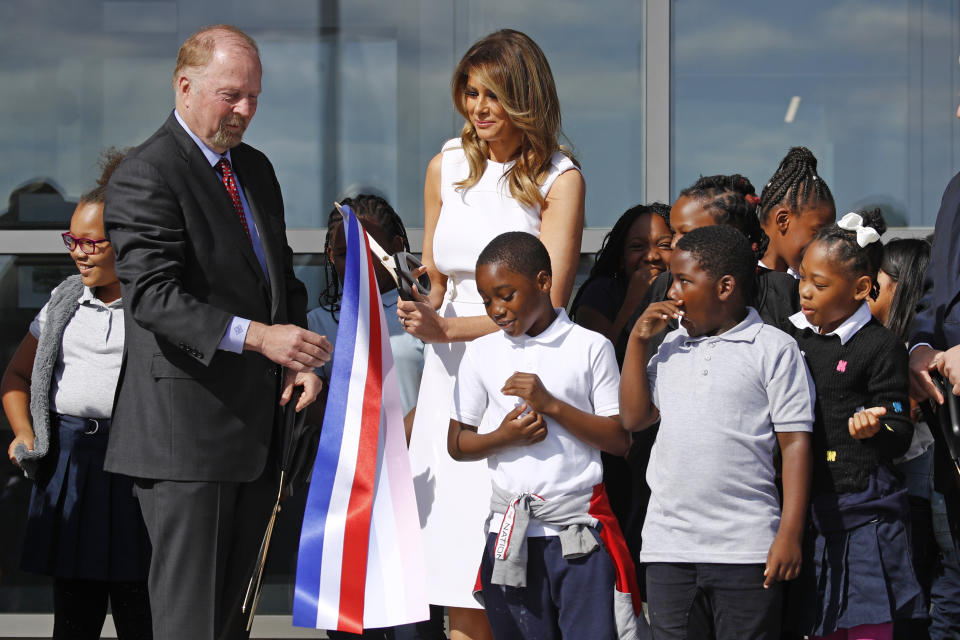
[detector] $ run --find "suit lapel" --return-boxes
[164,115,270,295]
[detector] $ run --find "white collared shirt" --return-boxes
[452,309,620,504]
[30,283,124,419]
[788,301,873,345]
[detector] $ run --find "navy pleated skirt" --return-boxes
[787,466,927,636]
[21,414,151,581]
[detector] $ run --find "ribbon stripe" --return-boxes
[293,207,428,632]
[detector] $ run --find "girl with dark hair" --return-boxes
[2,148,153,639]
[868,238,958,639]
[616,174,800,362]
[674,173,767,255]
[570,203,673,342]
[308,194,422,434]
[785,210,925,640]
[870,239,932,339]
[397,29,584,639]
[307,195,441,640]
[568,204,671,537]
[870,239,934,468]
[758,146,837,275]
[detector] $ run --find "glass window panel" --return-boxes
[0,0,645,233]
[0,1,645,626]
[671,0,960,226]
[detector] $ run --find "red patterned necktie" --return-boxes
[216,156,252,243]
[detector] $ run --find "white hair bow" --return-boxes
[837,212,880,248]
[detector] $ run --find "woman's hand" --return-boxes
[8,433,34,466]
[397,284,449,343]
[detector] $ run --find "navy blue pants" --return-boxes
[645,562,781,640]
[479,532,618,640]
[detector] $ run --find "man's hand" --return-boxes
[764,531,802,588]
[936,344,960,398]
[7,434,34,466]
[496,403,548,447]
[848,406,887,440]
[910,344,943,404]
[281,368,323,411]
[501,372,555,415]
[630,301,683,342]
[245,322,332,370]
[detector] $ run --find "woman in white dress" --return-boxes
[397,29,585,640]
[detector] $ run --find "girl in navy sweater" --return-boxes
[785,209,925,640]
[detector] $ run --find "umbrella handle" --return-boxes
[243,474,287,631]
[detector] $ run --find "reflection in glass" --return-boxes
[672,0,960,226]
[0,0,646,231]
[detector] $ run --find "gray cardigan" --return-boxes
[15,275,84,479]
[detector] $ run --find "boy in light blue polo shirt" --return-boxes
[620,225,815,640]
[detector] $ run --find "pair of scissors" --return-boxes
[334,202,431,301]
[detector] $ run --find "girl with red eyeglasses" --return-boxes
[1,148,153,639]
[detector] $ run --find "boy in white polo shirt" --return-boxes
[448,231,643,640]
[620,225,815,640]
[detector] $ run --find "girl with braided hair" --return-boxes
[570,202,673,342]
[784,209,925,639]
[308,194,423,435]
[758,146,837,276]
[671,173,767,254]
[307,194,442,640]
[616,173,800,362]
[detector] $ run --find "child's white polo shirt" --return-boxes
[451,309,620,523]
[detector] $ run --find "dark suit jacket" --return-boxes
[103,112,307,482]
[911,170,960,351]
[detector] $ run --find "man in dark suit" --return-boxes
[103,25,331,640]
[909,101,960,402]
[908,100,960,640]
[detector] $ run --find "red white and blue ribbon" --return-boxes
[293,205,428,632]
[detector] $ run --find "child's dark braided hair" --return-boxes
[569,202,671,317]
[318,194,411,315]
[678,174,768,259]
[585,202,671,282]
[813,208,887,296]
[758,146,834,223]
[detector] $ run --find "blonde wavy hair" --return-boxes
[452,29,576,209]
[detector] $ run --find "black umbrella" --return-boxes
[921,373,960,554]
[242,383,321,630]
[924,373,960,476]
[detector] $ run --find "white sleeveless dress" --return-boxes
[407,138,579,607]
